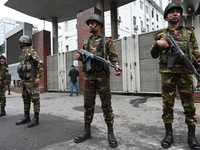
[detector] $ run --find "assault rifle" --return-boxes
[77,49,122,72]
[167,36,200,82]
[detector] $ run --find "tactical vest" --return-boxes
[17,49,37,80]
[82,36,109,73]
[159,27,198,66]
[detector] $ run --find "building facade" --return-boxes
[0,17,22,53]
[58,0,170,52]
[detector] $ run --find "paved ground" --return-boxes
[1,91,200,150]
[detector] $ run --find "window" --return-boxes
[140,21,143,28]
[133,16,136,25]
[147,25,149,32]
[146,6,149,14]
[159,0,163,9]
[156,14,159,21]
[140,1,143,10]
[152,9,154,18]
[65,45,69,52]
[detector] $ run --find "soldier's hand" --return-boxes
[35,78,40,84]
[19,81,23,87]
[157,40,169,48]
[74,53,82,60]
[197,81,200,88]
[114,65,122,76]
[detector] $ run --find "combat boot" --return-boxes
[188,125,200,150]
[8,91,10,95]
[161,123,174,148]
[16,111,30,125]
[107,123,118,148]
[74,123,91,143]
[0,106,6,117]
[27,112,39,128]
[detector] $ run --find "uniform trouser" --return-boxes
[0,85,6,107]
[21,81,40,112]
[6,84,10,91]
[84,72,114,124]
[161,73,197,125]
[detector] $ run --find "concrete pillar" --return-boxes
[110,1,118,39]
[52,17,58,54]
[96,0,105,35]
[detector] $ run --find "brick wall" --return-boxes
[33,30,51,93]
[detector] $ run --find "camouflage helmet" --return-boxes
[86,14,103,27]
[164,3,183,19]
[19,35,32,46]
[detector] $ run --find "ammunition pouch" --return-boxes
[17,64,36,80]
[83,51,109,73]
[159,41,197,66]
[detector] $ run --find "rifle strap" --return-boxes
[97,36,104,52]
[86,37,91,51]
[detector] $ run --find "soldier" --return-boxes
[150,3,200,150]
[73,14,122,148]
[16,35,44,128]
[5,69,11,95]
[0,48,7,117]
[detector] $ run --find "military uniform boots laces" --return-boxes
[27,112,39,128]
[188,125,200,150]
[107,123,118,148]
[161,123,174,149]
[74,123,91,143]
[0,106,6,117]
[16,112,30,125]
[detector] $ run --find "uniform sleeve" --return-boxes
[31,50,44,78]
[106,38,120,64]
[0,56,7,81]
[190,30,200,73]
[150,32,161,59]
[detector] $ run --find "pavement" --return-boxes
[1,91,200,150]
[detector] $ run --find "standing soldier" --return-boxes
[0,47,7,117]
[16,35,44,128]
[150,3,200,150]
[73,14,122,148]
[5,69,11,95]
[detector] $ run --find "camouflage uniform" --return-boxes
[82,34,119,124]
[18,48,44,113]
[151,26,200,125]
[4,71,11,94]
[0,55,6,107]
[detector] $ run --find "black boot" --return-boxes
[27,112,39,128]
[16,111,30,125]
[188,125,200,150]
[107,123,118,148]
[8,91,10,95]
[0,106,6,117]
[74,123,91,143]
[161,123,174,148]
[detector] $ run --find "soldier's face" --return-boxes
[88,21,101,33]
[166,8,181,24]
[19,42,25,49]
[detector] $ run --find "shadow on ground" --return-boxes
[0,114,86,150]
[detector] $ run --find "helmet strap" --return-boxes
[167,17,179,24]
[90,24,98,33]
